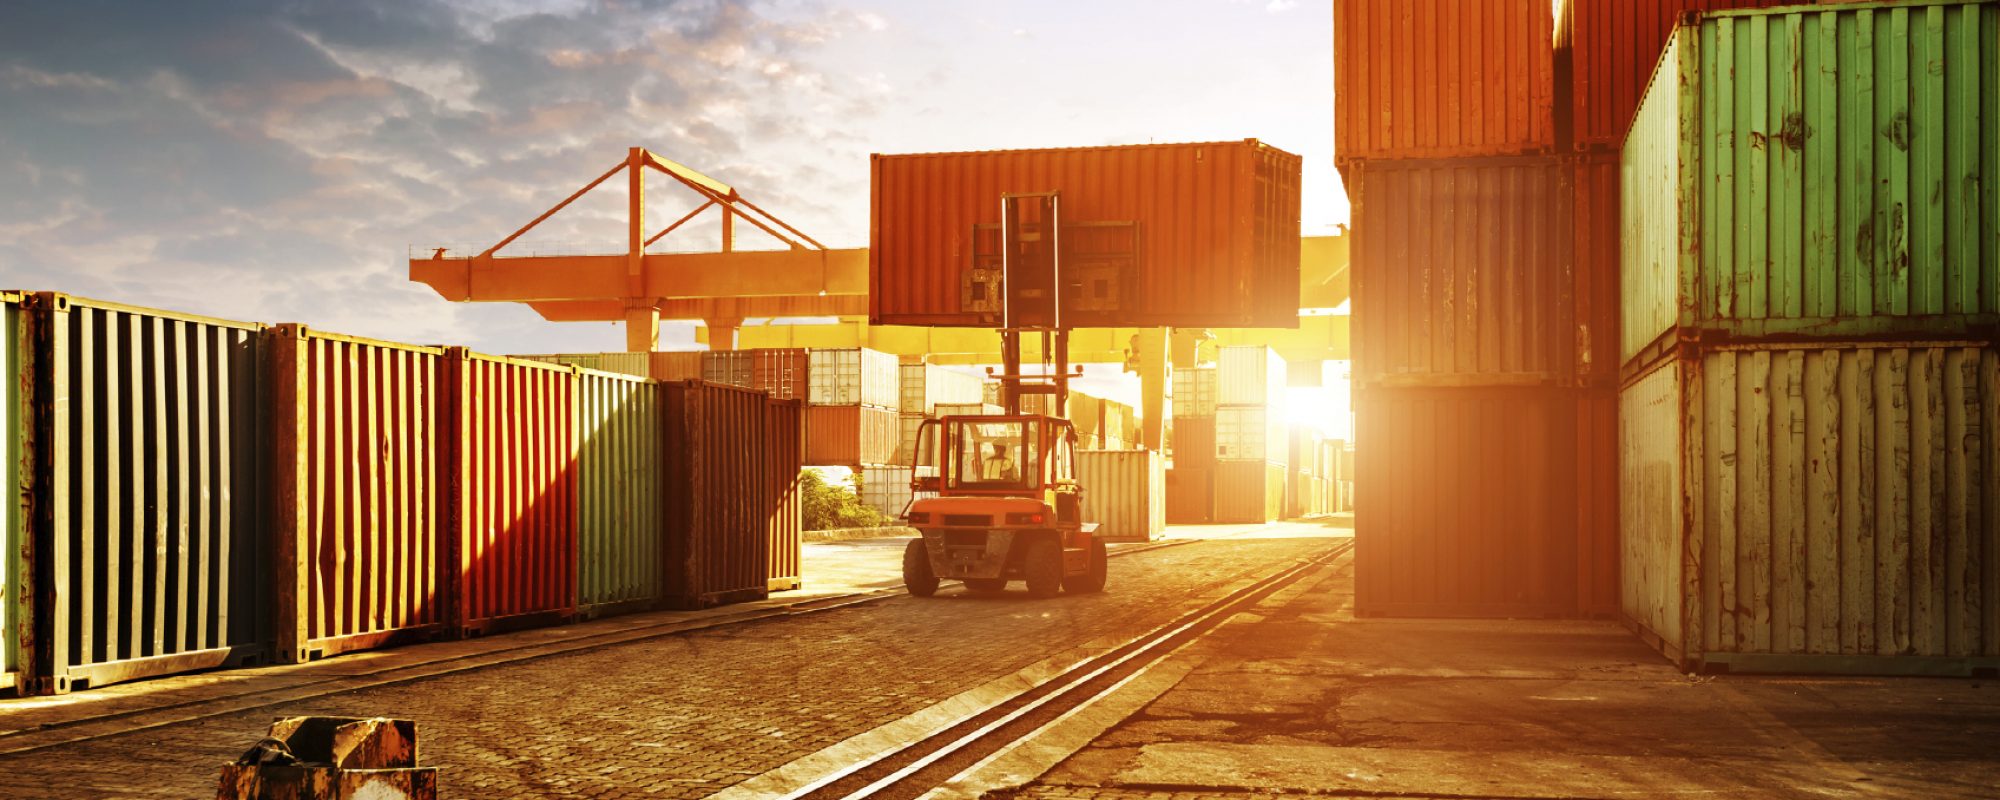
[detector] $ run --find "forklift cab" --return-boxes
[901,415,1103,598]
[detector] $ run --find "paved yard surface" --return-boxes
[0,525,1333,799]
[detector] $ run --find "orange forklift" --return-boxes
[899,191,1108,598]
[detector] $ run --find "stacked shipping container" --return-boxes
[1166,367,1217,523]
[1214,346,1288,524]
[806,348,899,467]
[1616,1,2000,674]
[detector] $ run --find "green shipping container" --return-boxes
[576,369,665,617]
[1623,1,2000,366]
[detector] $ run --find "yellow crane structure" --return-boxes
[408,147,1349,449]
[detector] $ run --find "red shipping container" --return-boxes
[1557,0,1785,149]
[270,326,449,663]
[1334,0,1558,166]
[1571,151,1621,385]
[870,140,1302,329]
[445,351,578,635]
[1575,388,1619,617]
[751,348,808,401]
[804,404,899,467]
[663,382,805,608]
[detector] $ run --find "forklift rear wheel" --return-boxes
[1023,539,1064,598]
[963,578,1007,593]
[904,539,939,597]
[1065,538,1108,594]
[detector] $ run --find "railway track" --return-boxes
[773,538,1352,800]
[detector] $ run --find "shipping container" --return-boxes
[445,351,577,636]
[870,140,1303,329]
[804,404,899,467]
[1557,1,1786,149]
[1076,450,1166,542]
[1334,0,1558,165]
[1173,415,1217,470]
[1573,151,1623,386]
[1622,1,2000,367]
[1219,346,1288,406]
[650,351,704,381]
[1577,389,1621,617]
[859,465,924,520]
[20,295,268,694]
[663,382,804,607]
[513,352,650,379]
[1621,343,2000,674]
[1350,157,1576,386]
[0,294,21,694]
[935,402,1004,417]
[576,369,664,618]
[809,348,899,409]
[895,412,924,467]
[751,348,808,401]
[270,325,447,664]
[1354,387,1585,617]
[1214,460,1286,524]
[702,350,753,389]
[1168,368,1216,418]
[1165,466,1213,524]
[900,363,984,416]
[1216,405,1288,465]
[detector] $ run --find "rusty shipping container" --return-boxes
[1354,387,1586,617]
[576,369,664,618]
[1622,0,2000,368]
[1556,0,1786,149]
[444,352,578,635]
[1572,151,1623,386]
[871,140,1303,329]
[805,404,899,467]
[663,382,804,608]
[1350,157,1577,386]
[1334,0,1558,166]
[21,295,267,694]
[650,351,704,382]
[1213,460,1285,524]
[1576,389,1621,617]
[1621,343,2000,675]
[270,326,447,663]
[0,294,22,694]
[1076,449,1167,542]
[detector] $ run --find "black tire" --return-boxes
[904,539,939,598]
[962,578,1008,593]
[1065,537,1108,594]
[1023,538,1064,598]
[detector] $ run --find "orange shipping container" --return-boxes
[1334,0,1557,166]
[870,140,1302,329]
[650,351,703,381]
[804,404,899,467]
[752,348,808,401]
[1556,0,1786,150]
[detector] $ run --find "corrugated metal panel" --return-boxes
[1216,405,1287,465]
[1573,151,1623,386]
[663,382,802,607]
[0,294,21,694]
[576,369,663,617]
[1558,0,1787,149]
[1577,389,1621,617]
[649,351,704,382]
[1354,387,1583,617]
[23,295,268,694]
[1076,450,1165,541]
[1334,0,1558,165]
[1173,368,1218,418]
[513,353,651,379]
[895,413,924,467]
[859,466,915,519]
[1622,344,2000,671]
[1165,466,1213,524]
[1218,346,1287,406]
[701,351,753,388]
[1350,157,1576,386]
[1623,1,2000,365]
[1213,460,1284,524]
[804,404,898,467]
[900,364,984,416]
[447,351,577,635]
[1173,415,1216,470]
[271,325,446,663]
[751,348,808,401]
[809,348,899,409]
[870,140,1303,329]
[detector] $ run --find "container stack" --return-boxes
[1213,346,1288,523]
[805,347,900,467]
[1166,365,1218,523]
[1339,0,1615,617]
[894,362,984,466]
[1614,1,2000,674]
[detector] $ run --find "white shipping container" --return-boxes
[702,351,753,388]
[810,348,900,408]
[1622,344,2000,674]
[895,413,925,467]
[1215,405,1286,464]
[1076,449,1166,542]
[1173,366,1218,418]
[901,364,987,416]
[859,465,924,520]
[1218,346,1286,407]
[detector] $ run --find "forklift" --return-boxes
[900,192,1109,598]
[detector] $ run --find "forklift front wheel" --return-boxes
[1023,539,1064,598]
[904,539,939,598]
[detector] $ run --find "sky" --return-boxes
[0,0,1347,431]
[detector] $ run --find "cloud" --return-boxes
[0,0,885,353]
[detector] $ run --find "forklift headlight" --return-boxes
[1005,512,1045,525]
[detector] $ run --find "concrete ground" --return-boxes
[996,550,2000,800]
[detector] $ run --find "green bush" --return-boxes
[801,470,896,531]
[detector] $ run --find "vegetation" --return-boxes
[801,469,897,531]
